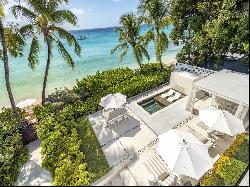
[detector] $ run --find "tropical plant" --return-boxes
[111,13,153,69]
[11,0,81,104]
[0,0,25,118]
[138,0,171,69]
[170,0,249,69]
[0,108,28,186]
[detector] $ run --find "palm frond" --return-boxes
[19,24,34,38]
[28,36,40,69]
[57,40,74,68]
[51,10,77,25]
[52,26,81,56]
[156,31,168,56]
[47,0,69,13]
[141,46,150,60]
[120,46,129,61]
[25,0,46,14]
[4,27,25,58]
[139,29,154,45]
[111,43,128,54]
[11,5,36,20]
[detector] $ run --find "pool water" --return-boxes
[139,98,165,114]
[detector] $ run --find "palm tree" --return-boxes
[111,13,153,69]
[0,0,25,118]
[12,0,81,104]
[138,0,170,69]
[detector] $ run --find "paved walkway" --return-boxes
[15,140,52,186]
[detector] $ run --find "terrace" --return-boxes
[89,63,249,186]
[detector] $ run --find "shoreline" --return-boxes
[0,58,176,110]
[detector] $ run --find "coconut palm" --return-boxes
[12,0,81,104]
[111,13,153,69]
[138,0,170,69]
[0,0,25,118]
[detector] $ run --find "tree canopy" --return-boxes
[111,13,153,68]
[138,0,171,69]
[170,0,249,68]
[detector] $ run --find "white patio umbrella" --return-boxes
[16,99,37,108]
[100,93,127,109]
[198,109,245,136]
[157,129,213,180]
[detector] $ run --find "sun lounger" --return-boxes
[160,89,175,98]
[167,92,181,103]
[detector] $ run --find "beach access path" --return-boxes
[15,140,52,186]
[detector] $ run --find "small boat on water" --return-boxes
[77,34,87,40]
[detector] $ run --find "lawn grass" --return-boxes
[77,118,110,183]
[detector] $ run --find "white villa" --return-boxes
[88,63,249,186]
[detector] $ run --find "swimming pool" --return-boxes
[138,97,165,114]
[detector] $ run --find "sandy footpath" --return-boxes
[15,140,52,186]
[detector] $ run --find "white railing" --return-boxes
[175,63,216,76]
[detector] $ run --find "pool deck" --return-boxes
[127,86,192,135]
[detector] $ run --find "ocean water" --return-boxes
[0,26,182,107]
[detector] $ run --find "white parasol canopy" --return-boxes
[100,93,127,110]
[157,129,213,180]
[16,99,37,108]
[198,109,245,136]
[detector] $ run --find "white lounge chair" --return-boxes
[160,89,175,98]
[167,92,181,103]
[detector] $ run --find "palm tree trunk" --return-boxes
[0,18,19,118]
[42,39,52,105]
[156,29,164,69]
[132,47,142,69]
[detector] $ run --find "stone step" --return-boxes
[144,151,168,179]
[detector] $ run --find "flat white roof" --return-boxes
[193,70,249,106]
[173,71,199,80]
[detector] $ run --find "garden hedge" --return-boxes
[200,133,249,186]
[0,109,28,186]
[34,63,172,185]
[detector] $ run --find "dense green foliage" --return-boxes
[0,109,28,186]
[34,63,172,185]
[111,13,153,68]
[170,0,249,68]
[200,133,249,186]
[35,111,101,185]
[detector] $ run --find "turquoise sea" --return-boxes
[0,26,182,107]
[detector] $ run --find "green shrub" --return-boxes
[200,133,249,186]
[36,112,106,185]
[223,133,249,163]
[46,88,80,105]
[0,109,28,186]
[53,158,92,186]
[73,68,135,100]
[73,63,171,101]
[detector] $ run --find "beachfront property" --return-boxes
[88,62,249,186]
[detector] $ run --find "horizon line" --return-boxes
[69,25,119,32]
